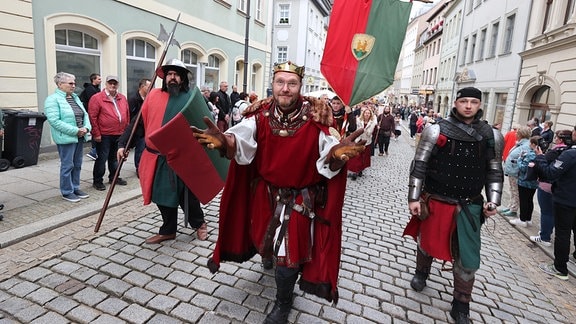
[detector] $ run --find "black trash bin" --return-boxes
[2,109,46,168]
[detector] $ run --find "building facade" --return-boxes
[271,0,331,95]
[517,0,576,131]
[1,0,272,146]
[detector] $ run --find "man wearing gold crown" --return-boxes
[192,61,366,323]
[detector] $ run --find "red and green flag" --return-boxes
[321,0,412,106]
[148,87,229,204]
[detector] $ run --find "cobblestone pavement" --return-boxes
[1,132,576,323]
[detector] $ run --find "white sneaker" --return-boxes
[530,235,552,247]
[509,218,527,227]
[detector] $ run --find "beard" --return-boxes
[167,82,180,96]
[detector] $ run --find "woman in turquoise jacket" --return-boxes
[44,72,92,202]
[510,135,540,227]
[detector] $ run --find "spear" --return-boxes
[94,13,181,232]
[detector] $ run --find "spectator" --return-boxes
[530,130,573,246]
[509,136,540,227]
[80,73,101,161]
[500,126,532,218]
[126,78,151,176]
[193,61,366,323]
[528,118,542,136]
[89,75,130,191]
[118,59,207,244]
[216,81,231,132]
[230,92,249,126]
[539,120,554,152]
[44,72,92,202]
[409,110,418,139]
[208,91,220,120]
[230,84,240,106]
[502,124,520,162]
[249,91,258,103]
[535,125,576,281]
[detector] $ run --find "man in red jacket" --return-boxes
[89,75,130,190]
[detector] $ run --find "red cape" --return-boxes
[403,199,457,262]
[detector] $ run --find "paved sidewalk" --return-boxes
[0,146,142,247]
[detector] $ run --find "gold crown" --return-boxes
[273,61,305,78]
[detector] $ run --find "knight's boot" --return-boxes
[450,299,470,324]
[263,266,299,324]
[410,269,429,292]
[411,247,432,292]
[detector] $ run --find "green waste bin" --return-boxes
[2,109,46,168]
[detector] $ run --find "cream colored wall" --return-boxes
[0,0,38,110]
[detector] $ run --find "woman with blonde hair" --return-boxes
[348,106,377,180]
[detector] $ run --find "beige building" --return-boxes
[517,0,576,131]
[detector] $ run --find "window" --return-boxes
[277,46,287,62]
[543,0,553,33]
[251,64,258,92]
[478,28,487,60]
[565,0,575,24]
[255,0,263,21]
[278,4,290,24]
[126,39,156,98]
[470,33,477,62]
[502,14,515,54]
[494,93,507,126]
[55,29,101,95]
[181,49,198,89]
[488,22,499,58]
[530,86,554,123]
[238,0,247,12]
[205,55,220,91]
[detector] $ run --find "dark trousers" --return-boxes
[93,135,120,184]
[133,137,145,171]
[157,189,204,235]
[553,203,576,275]
[518,185,536,221]
[410,124,417,138]
[378,135,391,154]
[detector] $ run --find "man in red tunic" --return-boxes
[192,61,366,324]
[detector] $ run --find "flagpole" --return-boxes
[94,13,181,233]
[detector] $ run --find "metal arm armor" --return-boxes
[485,128,505,205]
[408,124,440,202]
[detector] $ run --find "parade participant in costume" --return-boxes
[348,107,377,180]
[118,59,207,244]
[403,87,503,324]
[376,106,395,156]
[192,61,366,324]
[331,95,356,138]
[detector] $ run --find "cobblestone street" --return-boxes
[1,132,576,323]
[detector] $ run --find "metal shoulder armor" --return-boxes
[485,128,504,205]
[408,124,440,201]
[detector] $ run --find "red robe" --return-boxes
[208,99,347,303]
[138,89,170,205]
